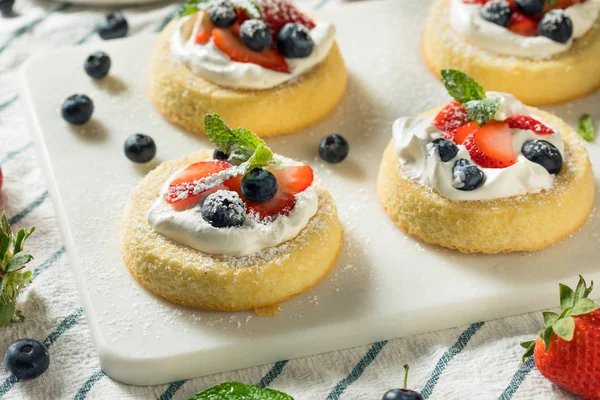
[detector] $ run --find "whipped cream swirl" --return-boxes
[170,13,336,90]
[148,158,319,257]
[450,0,600,58]
[393,92,565,201]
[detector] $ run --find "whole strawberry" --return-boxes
[521,276,600,399]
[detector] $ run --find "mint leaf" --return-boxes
[204,114,268,162]
[542,311,559,328]
[577,114,595,142]
[552,316,575,341]
[188,382,293,400]
[246,145,273,171]
[441,70,486,104]
[179,0,262,18]
[0,302,16,327]
[464,98,501,126]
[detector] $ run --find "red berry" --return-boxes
[464,121,517,168]
[165,161,232,211]
[261,0,315,37]
[432,102,472,134]
[506,115,554,135]
[534,310,600,399]
[447,121,480,144]
[212,24,290,73]
[508,12,539,36]
[226,165,314,220]
[195,12,214,44]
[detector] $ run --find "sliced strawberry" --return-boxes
[508,12,539,36]
[212,26,290,73]
[432,102,472,134]
[448,121,480,144]
[195,12,214,44]
[464,121,517,168]
[506,115,554,135]
[261,0,315,36]
[226,166,314,221]
[166,161,232,211]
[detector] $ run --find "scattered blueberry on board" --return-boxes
[209,1,238,28]
[124,134,157,164]
[480,0,513,27]
[97,11,129,40]
[277,23,315,58]
[241,168,278,202]
[452,159,485,191]
[515,0,545,16]
[201,190,246,228]
[5,339,50,380]
[522,139,563,174]
[0,0,15,17]
[61,94,94,125]
[539,10,573,44]
[319,134,349,164]
[213,148,230,161]
[241,19,273,53]
[427,138,458,163]
[382,365,423,400]
[84,52,111,80]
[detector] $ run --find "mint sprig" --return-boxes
[521,276,598,361]
[0,213,35,327]
[440,70,500,126]
[178,0,262,18]
[577,114,595,142]
[188,381,293,400]
[205,114,275,172]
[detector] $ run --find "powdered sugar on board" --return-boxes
[22,0,600,386]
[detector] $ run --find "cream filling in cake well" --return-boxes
[450,0,600,58]
[170,13,336,90]
[393,92,565,201]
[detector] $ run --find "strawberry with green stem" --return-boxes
[521,276,600,399]
[0,212,35,326]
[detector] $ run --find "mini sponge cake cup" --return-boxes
[377,108,595,254]
[148,13,348,137]
[423,0,600,105]
[121,150,343,312]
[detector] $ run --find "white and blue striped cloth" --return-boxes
[0,0,582,398]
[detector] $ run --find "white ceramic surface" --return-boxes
[20,0,600,386]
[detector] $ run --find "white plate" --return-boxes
[21,0,600,386]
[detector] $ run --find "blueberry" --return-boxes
[240,19,273,52]
[277,23,314,58]
[539,10,573,43]
[427,138,458,162]
[241,168,278,202]
[84,52,111,79]
[522,139,562,174]
[319,134,349,164]
[209,1,237,28]
[213,148,230,161]
[5,339,50,380]
[0,0,15,16]
[61,94,94,125]
[515,0,545,16]
[201,190,246,228]
[97,12,128,40]
[382,388,423,400]
[452,159,485,191]
[480,0,513,27]
[124,134,156,163]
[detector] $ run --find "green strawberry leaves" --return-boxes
[0,213,35,327]
[440,70,500,127]
[577,114,595,142]
[188,381,293,400]
[178,0,262,18]
[521,276,598,361]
